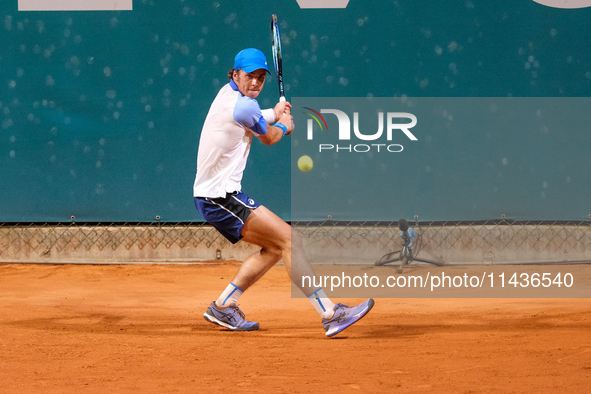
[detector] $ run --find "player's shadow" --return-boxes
[7,313,199,337]
[355,314,591,339]
[10,310,590,340]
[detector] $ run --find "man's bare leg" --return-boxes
[207,205,374,336]
[236,205,317,295]
[213,205,317,312]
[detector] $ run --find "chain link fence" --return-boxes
[294,220,591,265]
[1,220,590,264]
[0,222,238,263]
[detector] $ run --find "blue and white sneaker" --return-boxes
[322,299,374,337]
[203,301,259,331]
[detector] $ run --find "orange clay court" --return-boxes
[0,262,589,393]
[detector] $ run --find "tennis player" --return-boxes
[194,48,374,337]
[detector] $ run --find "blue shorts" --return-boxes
[194,191,261,244]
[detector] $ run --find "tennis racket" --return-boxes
[271,14,285,102]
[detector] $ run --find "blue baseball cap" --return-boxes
[234,48,271,74]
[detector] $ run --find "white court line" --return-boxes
[296,0,349,8]
[19,0,132,11]
[532,0,591,8]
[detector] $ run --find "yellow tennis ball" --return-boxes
[298,155,313,172]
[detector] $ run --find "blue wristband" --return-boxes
[275,122,288,136]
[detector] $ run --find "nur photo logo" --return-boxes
[303,107,418,153]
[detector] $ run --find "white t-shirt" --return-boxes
[193,80,275,198]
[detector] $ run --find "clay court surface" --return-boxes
[0,262,589,393]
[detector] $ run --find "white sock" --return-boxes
[215,283,243,308]
[307,288,336,319]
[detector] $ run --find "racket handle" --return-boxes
[279,96,286,102]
